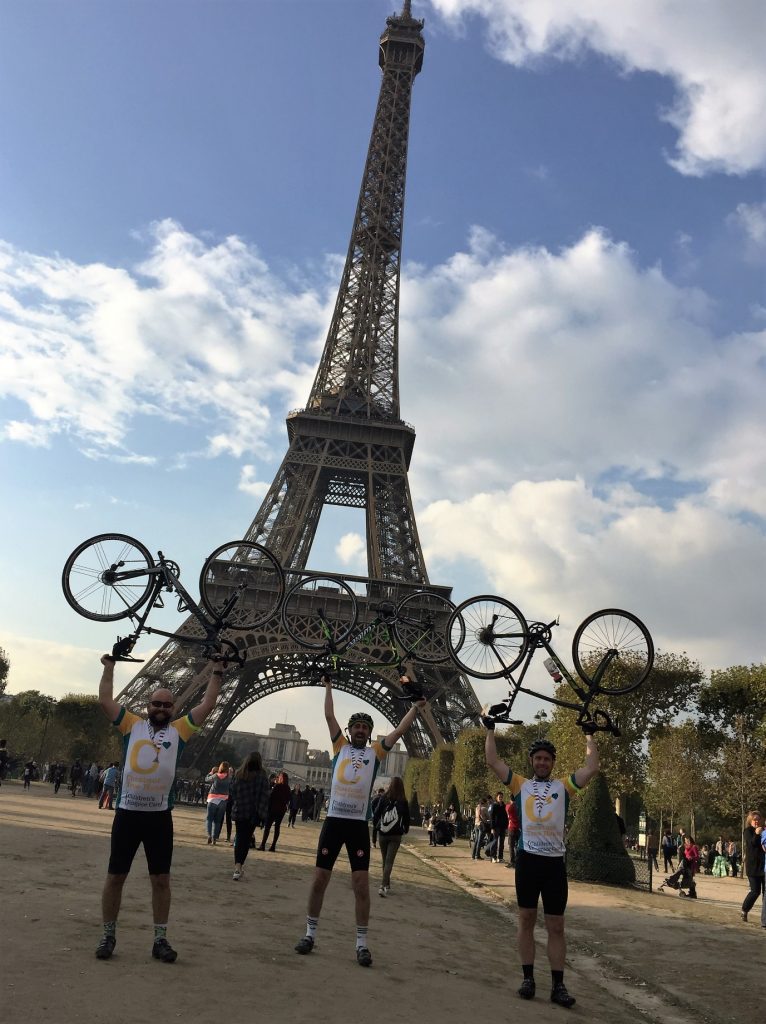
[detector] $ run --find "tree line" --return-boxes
[405,653,766,842]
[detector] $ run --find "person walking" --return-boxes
[69,759,83,797]
[94,652,224,962]
[288,785,301,828]
[373,776,410,897]
[487,791,509,863]
[728,839,740,878]
[646,830,660,872]
[661,829,676,872]
[23,759,35,790]
[679,835,700,898]
[483,718,599,1009]
[293,672,425,967]
[231,751,270,881]
[204,762,231,845]
[259,770,291,852]
[507,797,520,867]
[53,762,65,794]
[99,763,119,809]
[370,787,386,849]
[741,810,765,924]
[472,796,489,860]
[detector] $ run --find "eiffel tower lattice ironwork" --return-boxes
[117,3,482,760]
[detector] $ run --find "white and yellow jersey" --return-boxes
[113,707,198,812]
[326,734,387,821]
[505,770,583,857]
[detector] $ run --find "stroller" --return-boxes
[658,863,697,898]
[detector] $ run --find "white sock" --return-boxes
[306,916,318,940]
[356,926,368,950]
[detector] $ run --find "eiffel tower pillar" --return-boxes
[118,3,482,763]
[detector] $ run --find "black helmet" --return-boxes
[528,739,557,760]
[348,712,374,731]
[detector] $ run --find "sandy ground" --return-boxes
[1,782,764,1024]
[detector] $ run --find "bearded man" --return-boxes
[95,653,224,963]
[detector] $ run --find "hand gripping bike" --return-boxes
[62,533,284,663]
[280,574,458,702]
[446,595,654,735]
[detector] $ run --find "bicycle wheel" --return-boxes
[447,595,528,679]
[62,533,155,621]
[394,591,456,664]
[572,609,654,694]
[281,575,358,650]
[199,541,284,630]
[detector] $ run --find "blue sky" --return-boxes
[1,0,764,749]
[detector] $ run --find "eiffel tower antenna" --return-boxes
[117,5,481,762]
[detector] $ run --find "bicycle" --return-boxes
[62,533,285,663]
[446,596,654,735]
[280,574,459,699]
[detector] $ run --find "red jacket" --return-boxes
[506,801,519,831]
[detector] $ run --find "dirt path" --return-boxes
[1,783,762,1024]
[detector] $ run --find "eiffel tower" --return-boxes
[118,2,482,761]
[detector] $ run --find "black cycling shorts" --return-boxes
[515,851,568,915]
[315,817,370,872]
[108,808,174,875]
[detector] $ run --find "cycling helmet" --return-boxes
[348,712,374,731]
[528,739,557,760]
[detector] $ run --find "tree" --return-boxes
[567,772,636,885]
[0,644,9,695]
[55,694,121,764]
[404,757,431,805]
[645,721,713,838]
[699,664,766,740]
[409,789,422,826]
[548,651,703,801]
[429,744,454,808]
[714,714,766,840]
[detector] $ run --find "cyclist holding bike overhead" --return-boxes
[294,670,426,967]
[483,718,600,1008]
[94,653,225,964]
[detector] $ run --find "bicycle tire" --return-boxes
[62,533,155,622]
[199,541,284,630]
[447,595,528,679]
[281,574,358,650]
[572,608,654,694]
[393,591,456,664]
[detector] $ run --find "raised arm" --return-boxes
[323,674,342,740]
[483,720,510,784]
[383,698,426,749]
[189,660,225,726]
[98,654,122,722]
[573,732,600,788]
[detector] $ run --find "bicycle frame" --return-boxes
[316,602,427,675]
[486,619,621,735]
[107,552,242,663]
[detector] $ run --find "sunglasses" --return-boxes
[149,700,174,709]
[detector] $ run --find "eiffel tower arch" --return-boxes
[118,3,482,761]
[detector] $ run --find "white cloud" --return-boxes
[336,532,367,568]
[728,201,766,248]
[3,220,766,678]
[0,219,333,462]
[238,465,270,499]
[419,481,766,671]
[426,0,766,175]
[400,227,766,517]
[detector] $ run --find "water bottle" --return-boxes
[543,657,563,683]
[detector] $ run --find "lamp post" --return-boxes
[534,709,548,738]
